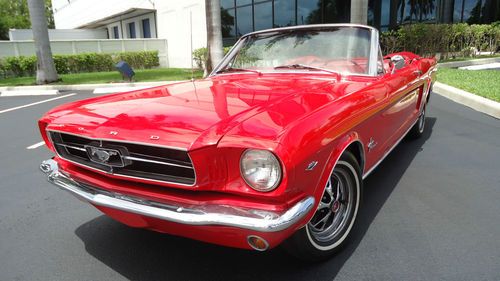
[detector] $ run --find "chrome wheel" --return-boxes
[418,107,426,133]
[306,160,359,249]
[283,152,362,261]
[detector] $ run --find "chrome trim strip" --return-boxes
[47,129,188,151]
[123,155,193,170]
[242,23,377,38]
[48,130,197,187]
[368,28,380,76]
[53,155,196,187]
[40,159,315,232]
[362,118,419,179]
[55,143,86,152]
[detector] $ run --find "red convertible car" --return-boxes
[39,24,436,261]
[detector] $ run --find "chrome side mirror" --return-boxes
[391,55,405,73]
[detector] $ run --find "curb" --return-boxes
[0,80,186,94]
[433,82,500,119]
[438,57,500,68]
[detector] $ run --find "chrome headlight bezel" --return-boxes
[240,149,282,192]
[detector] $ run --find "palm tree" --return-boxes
[27,0,58,84]
[205,0,224,74]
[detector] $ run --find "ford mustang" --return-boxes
[39,24,436,261]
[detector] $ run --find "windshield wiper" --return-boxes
[215,67,262,75]
[274,64,340,78]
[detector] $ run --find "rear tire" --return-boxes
[283,151,362,262]
[408,105,426,139]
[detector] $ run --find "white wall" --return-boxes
[154,0,207,68]
[9,29,108,41]
[52,0,207,68]
[0,39,169,67]
[52,0,154,29]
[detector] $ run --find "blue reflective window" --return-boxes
[274,0,296,27]
[221,0,234,9]
[297,0,321,24]
[254,1,273,31]
[323,0,351,23]
[463,0,482,23]
[236,4,253,36]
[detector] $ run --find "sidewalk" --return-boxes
[0,81,185,96]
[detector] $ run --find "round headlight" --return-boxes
[240,149,282,192]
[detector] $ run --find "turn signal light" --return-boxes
[247,235,269,251]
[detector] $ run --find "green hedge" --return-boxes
[0,51,159,78]
[192,47,232,70]
[381,22,500,59]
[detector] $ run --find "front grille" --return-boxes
[49,131,196,185]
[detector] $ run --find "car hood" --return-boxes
[44,74,361,150]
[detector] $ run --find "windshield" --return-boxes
[218,26,373,76]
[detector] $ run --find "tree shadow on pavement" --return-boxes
[75,118,436,281]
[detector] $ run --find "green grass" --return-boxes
[0,68,203,87]
[437,67,500,102]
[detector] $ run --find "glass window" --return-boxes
[368,0,375,26]
[420,0,437,22]
[480,0,499,23]
[297,0,321,24]
[225,27,373,75]
[454,0,464,22]
[323,0,351,23]
[142,18,151,38]
[222,8,236,37]
[274,0,296,27]
[463,0,482,23]
[221,0,234,9]
[254,2,273,31]
[236,0,252,5]
[381,0,391,28]
[113,26,119,39]
[128,22,136,38]
[236,5,253,36]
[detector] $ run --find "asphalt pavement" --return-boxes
[0,91,499,281]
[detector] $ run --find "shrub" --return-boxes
[192,47,232,70]
[381,23,500,59]
[0,51,159,78]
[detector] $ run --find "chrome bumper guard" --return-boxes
[40,159,314,232]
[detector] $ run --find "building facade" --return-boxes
[52,0,500,67]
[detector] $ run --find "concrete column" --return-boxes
[351,0,369,25]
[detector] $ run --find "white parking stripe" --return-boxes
[27,141,45,150]
[0,93,76,114]
[1,90,59,97]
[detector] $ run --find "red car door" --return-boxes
[379,62,423,153]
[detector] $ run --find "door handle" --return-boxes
[413,70,423,77]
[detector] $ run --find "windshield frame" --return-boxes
[210,24,380,77]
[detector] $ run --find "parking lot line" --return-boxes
[26,141,45,150]
[0,93,76,115]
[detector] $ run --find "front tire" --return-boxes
[283,151,362,261]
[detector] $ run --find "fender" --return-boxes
[296,132,365,228]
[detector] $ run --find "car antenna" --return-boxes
[189,10,195,82]
[188,10,199,104]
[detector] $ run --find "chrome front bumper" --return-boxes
[40,159,314,232]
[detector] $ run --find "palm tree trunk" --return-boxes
[205,0,224,74]
[27,0,58,84]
